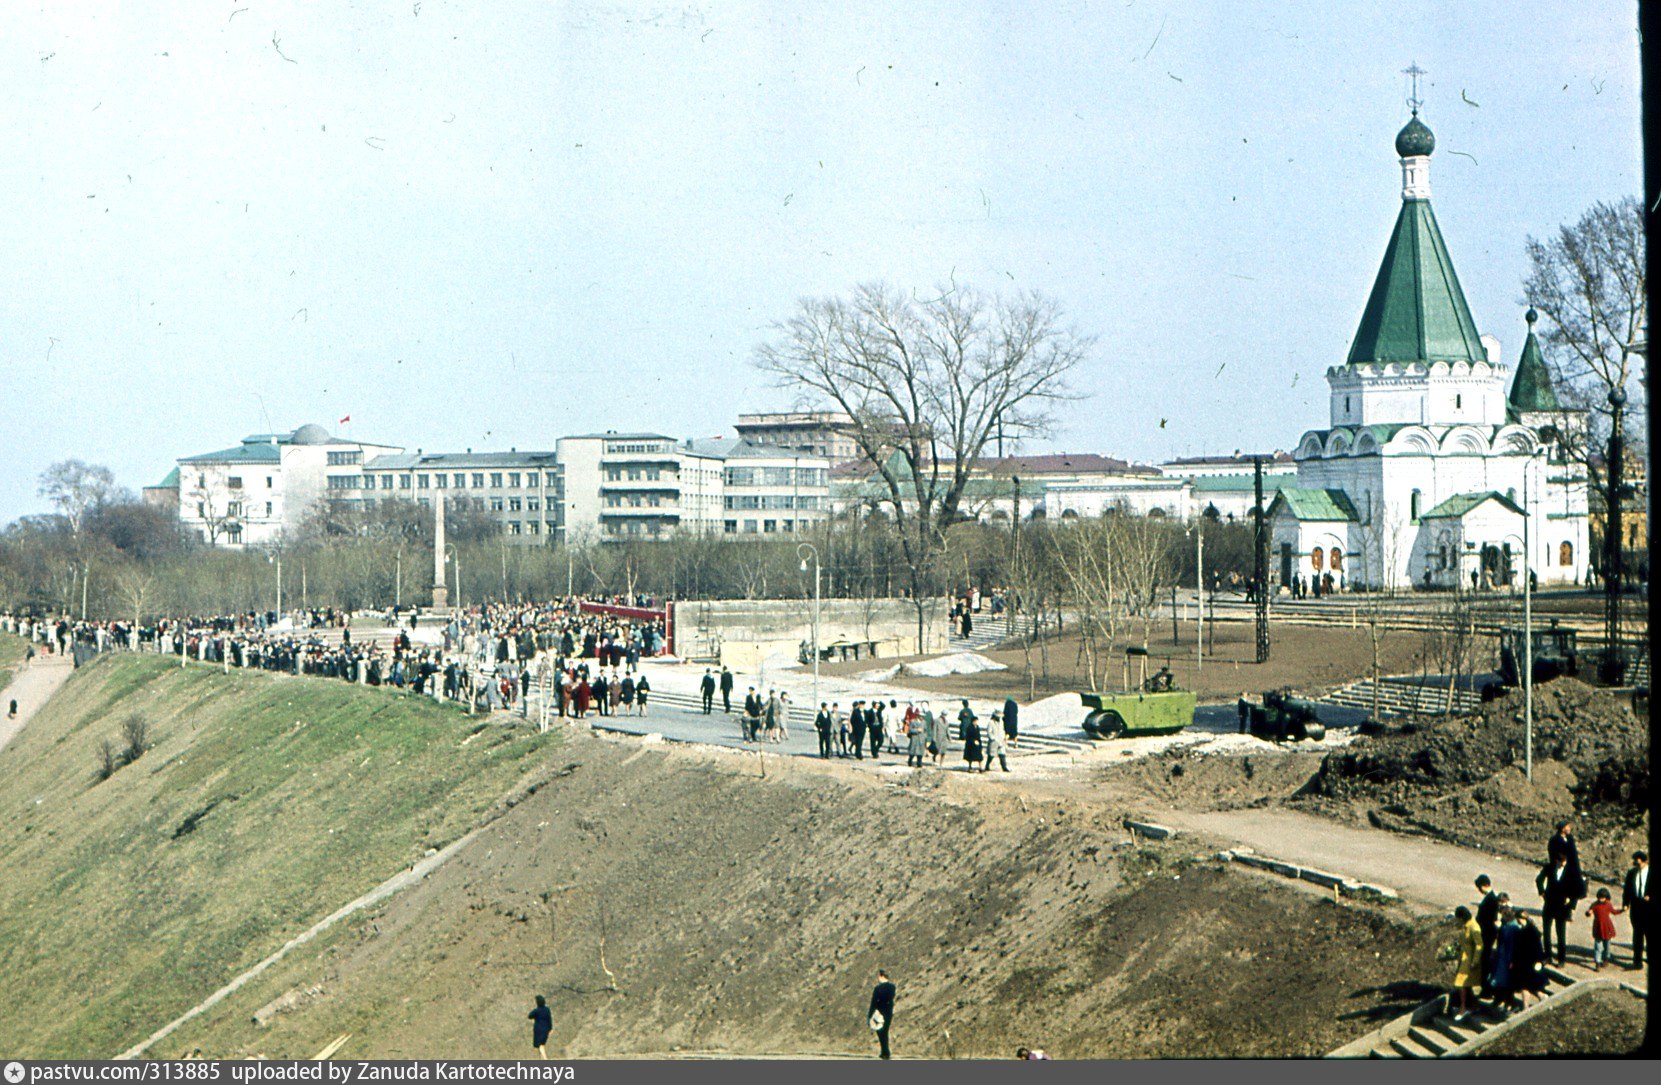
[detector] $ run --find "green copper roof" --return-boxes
[1508,315,1561,413]
[1347,198,1487,366]
[1420,491,1524,520]
[1268,488,1360,522]
[151,467,179,489]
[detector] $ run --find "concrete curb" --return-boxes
[1216,848,1399,901]
[1123,819,1175,841]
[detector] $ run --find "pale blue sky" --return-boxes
[0,1,1642,522]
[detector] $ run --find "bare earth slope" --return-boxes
[152,734,1443,1060]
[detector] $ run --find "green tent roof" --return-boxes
[1420,491,1524,520]
[149,467,180,489]
[1268,488,1360,522]
[1347,198,1487,366]
[1508,321,1561,413]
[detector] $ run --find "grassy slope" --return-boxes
[0,631,26,691]
[0,654,559,1058]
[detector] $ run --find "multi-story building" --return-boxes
[359,450,561,542]
[173,423,402,547]
[685,438,831,536]
[733,411,861,465]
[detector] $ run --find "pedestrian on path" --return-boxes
[984,713,1010,772]
[868,701,885,760]
[719,666,734,713]
[850,699,868,760]
[868,969,896,1060]
[1003,697,1019,749]
[1511,913,1549,1007]
[1475,874,1500,995]
[528,995,552,1059]
[1487,905,1521,1011]
[7,699,15,720]
[816,702,834,759]
[961,711,982,770]
[700,669,716,714]
[905,705,927,768]
[634,673,649,716]
[928,702,949,767]
[1449,905,1483,1021]
[1622,850,1648,970]
[1536,854,1579,966]
[1585,888,1623,970]
[744,688,763,742]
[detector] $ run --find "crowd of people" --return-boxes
[1,597,671,717]
[1449,821,1649,1022]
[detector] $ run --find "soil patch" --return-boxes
[1295,679,1648,882]
[1478,985,1649,1056]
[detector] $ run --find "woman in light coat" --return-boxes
[927,702,950,766]
[905,703,928,767]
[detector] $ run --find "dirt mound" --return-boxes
[140,733,1447,1060]
[1296,679,1648,881]
[1094,748,1325,811]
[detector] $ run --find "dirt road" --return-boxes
[0,654,73,754]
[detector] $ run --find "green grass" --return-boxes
[0,631,26,692]
[0,654,560,1057]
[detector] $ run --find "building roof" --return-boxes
[1268,488,1361,522]
[681,437,825,461]
[365,451,557,470]
[1347,196,1487,366]
[1395,114,1436,157]
[1508,310,1562,414]
[562,431,675,442]
[1420,491,1524,520]
[1188,473,1295,493]
[146,467,180,490]
[180,440,282,465]
[973,453,1158,476]
[1164,451,1295,467]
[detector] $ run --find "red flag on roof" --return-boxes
[339,415,351,424]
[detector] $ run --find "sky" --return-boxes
[0,1,1643,523]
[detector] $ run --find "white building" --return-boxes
[1269,111,1589,591]
[360,450,561,542]
[175,424,403,548]
[686,438,831,536]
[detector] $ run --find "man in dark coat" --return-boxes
[1536,854,1579,966]
[815,702,834,759]
[528,994,552,1058]
[850,700,868,760]
[743,687,763,741]
[1474,874,1501,994]
[700,669,716,714]
[868,969,896,1060]
[1003,697,1019,748]
[1623,850,1649,970]
[719,666,734,713]
[1548,821,1584,890]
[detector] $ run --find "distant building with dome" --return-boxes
[1269,109,1590,591]
[172,424,403,548]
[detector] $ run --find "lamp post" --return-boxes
[798,542,821,710]
[1523,445,1546,782]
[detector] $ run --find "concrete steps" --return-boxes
[946,614,1015,651]
[1334,966,1585,1059]
[1321,676,1481,718]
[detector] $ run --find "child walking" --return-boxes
[1585,887,1624,970]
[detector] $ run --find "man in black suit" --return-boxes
[1474,874,1500,993]
[850,700,868,760]
[743,687,763,742]
[1536,854,1579,966]
[814,702,834,759]
[719,667,734,713]
[700,669,716,714]
[1548,821,1585,894]
[1623,850,1649,970]
[868,969,896,1060]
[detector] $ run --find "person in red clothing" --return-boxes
[1585,887,1624,970]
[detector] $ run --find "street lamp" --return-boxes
[1522,445,1547,782]
[798,542,821,710]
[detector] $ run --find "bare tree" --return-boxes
[1522,196,1646,661]
[756,282,1091,650]
[38,460,118,540]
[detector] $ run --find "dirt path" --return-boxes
[0,654,73,754]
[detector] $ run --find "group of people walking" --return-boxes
[1451,821,1649,1020]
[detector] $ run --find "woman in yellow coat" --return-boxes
[1450,905,1484,1019]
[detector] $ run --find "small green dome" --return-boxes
[1395,114,1435,157]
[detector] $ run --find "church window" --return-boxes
[1559,541,1573,566]
[1455,394,1463,410]
[1410,489,1421,521]
[1438,544,1448,570]
[1312,548,1324,572]
[1344,396,1351,414]
[1330,547,1343,571]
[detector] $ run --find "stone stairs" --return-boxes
[946,614,1015,652]
[1330,966,1584,1058]
[1321,676,1482,718]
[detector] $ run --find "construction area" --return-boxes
[0,589,1649,1060]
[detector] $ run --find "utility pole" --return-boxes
[1253,456,1271,663]
[1196,525,1204,673]
[1602,386,1626,682]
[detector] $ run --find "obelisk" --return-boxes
[431,491,449,611]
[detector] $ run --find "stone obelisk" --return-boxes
[431,492,449,611]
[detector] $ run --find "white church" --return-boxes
[1269,108,1590,592]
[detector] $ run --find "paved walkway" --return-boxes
[1152,805,1647,984]
[0,653,74,754]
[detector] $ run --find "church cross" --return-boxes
[1403,62,1426,114]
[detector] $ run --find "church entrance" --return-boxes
[1479,543,1514,589]
[1279,544,1292,587]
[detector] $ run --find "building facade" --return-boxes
[1269,112,1589,591]
[359,451,561,541]
[174,424,403,548]
[733,411,861,464]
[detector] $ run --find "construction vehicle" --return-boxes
[1483,623,1578,700]
[1246,689,1328,742]
[1079,688,1196,739]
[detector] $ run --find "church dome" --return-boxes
[290,423,332,445]
[1395,114,1435,157]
